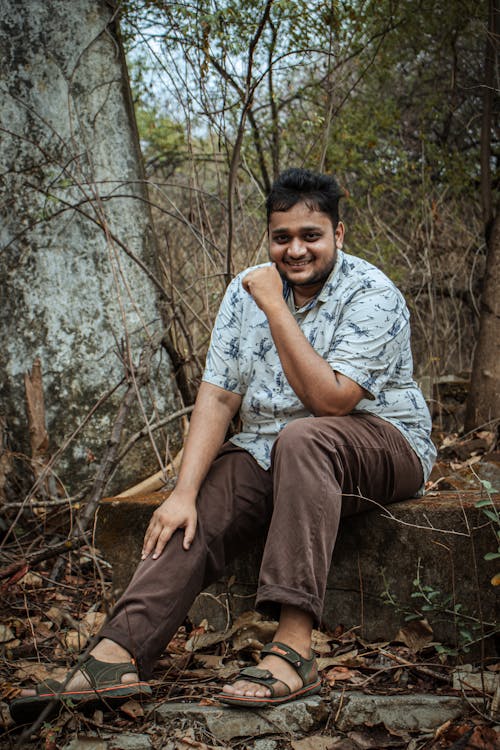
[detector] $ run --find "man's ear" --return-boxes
[335,221,345,248]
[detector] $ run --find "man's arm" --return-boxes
[243,265,365,416]
[142,382,242,559]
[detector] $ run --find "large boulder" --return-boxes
[0,0,180,495]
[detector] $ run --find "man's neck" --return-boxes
[292,286,321,309]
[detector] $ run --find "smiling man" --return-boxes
[11,168,436,720]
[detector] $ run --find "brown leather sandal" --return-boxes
[10,656,151,724]
[217,640,321,708]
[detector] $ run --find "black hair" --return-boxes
[266,167,343,228]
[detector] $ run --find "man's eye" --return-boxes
[304,233,320,240]
[274,235,289,243]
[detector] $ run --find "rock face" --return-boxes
[0,1,179,493]
[97,488,500,647]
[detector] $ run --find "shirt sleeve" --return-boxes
[325,285,410,399]
[202,276,245,394]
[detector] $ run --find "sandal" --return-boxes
[216,640,321,708]
[9,656,152,724]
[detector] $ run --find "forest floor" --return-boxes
[0,429,499,750]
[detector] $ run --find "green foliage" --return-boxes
[475,479,500,585]
[381,558,497,657]
[118,0,492,381]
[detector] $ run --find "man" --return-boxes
[12,168,435,718]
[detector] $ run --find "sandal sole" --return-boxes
[216,678,322,708]
[10,683,152,724]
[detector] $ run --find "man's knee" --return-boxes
[273,415,344,453]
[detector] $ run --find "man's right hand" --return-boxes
[141,491,198,560]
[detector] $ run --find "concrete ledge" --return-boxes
[96,489,500,644]
[152,692,483,740]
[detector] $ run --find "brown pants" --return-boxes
[100,413,423,678]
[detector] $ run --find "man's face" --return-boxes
[268,201,344,297]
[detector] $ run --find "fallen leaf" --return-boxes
[395,619,433,652]
[19,571,44,588]
[0,624,15,643]
[348,726,408,748]
[323,666,364,685]
[317,650,366,671]
[45,606,64,626]
[64,628,89,651]
[194,654,224,669]
[312,629,334,654]
[198,697,218,706]
[185,630,228,652]
[119,699,144,719]
[14,662,68,684]
[81,611,106,635]
[0,700,14,729]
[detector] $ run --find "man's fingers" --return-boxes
[152,526,173,559]
[183,517,197,550]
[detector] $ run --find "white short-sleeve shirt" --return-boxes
[202,250,436,483]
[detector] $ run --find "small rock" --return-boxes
[63,737,108,750]
[109,735,152,750]
[452,669,499,693]
[253,740,278,750]
[332,691,481,732]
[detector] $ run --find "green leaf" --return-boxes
[482,509,500,523]
[484,551,500,561]
[475,498,494,508]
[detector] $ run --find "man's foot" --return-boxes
[218,641,321,708]
[222,650,303,699]
[18,638,137,698]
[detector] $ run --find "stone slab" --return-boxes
[153,697,328,740]
[151,691,482,740]
[331,691,482,732]
[96,487,500,645]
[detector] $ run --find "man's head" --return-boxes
[266,168,343,230]
[266,168,345,301]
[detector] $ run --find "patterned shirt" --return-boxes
[202,250,436,483]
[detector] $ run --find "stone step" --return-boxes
[96,486,500,646]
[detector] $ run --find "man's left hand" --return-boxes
[242,264,285,312]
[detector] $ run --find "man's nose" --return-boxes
[287,238,307,257]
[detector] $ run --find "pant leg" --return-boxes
[255,413,423,624]
[99,443,273,678]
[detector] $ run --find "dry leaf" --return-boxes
[323,666,364,685]
[65,628,88,651]
[14,662,67,684]
[81,611,106,635]
[395,619,433,652]
[347,727,408,748]
[317,651,366,671]
[0,624,15,643]
[119,699,144,719]
[311,629,334,654]
[19,572,44,588]
[231,612,277,652]
[45,606,64,626]
[194,654,224,669]
[185,630,228,652]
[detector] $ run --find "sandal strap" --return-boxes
[260,641,317,686]
[79,656,138,689]
[36,678,63,695]
[237,666,288,697]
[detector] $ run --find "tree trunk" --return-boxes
[465,210,500,432]
[464,0,499,433]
